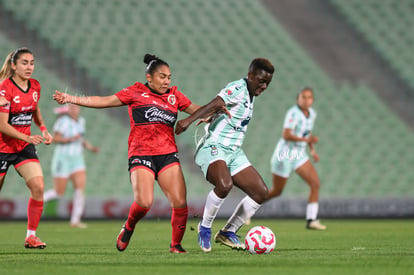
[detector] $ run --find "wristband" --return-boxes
[40,126,47,132]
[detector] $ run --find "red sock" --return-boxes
[171,206,188,246]
[27,198,43,231]
[125,201,149,231]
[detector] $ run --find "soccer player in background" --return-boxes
[0,47,53,248]
[53,53,201,253]
[267,87,326,230]
[44,104,99,228]
[175,58,274,252]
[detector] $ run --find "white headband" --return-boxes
[146,60,156,71]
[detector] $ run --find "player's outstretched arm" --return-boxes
[53,90,124,108]
[175,96,226,135]
[83,139,99,153]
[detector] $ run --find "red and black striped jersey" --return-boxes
[115,82,191,157]
[0,78,41,153]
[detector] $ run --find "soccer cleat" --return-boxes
[306,219,327,230]
[116,224,134,252]
[70,222,88,229]
[24,235,46,249]
[169,244,188,253]
[197,222,212,252]
[214,230,245,250]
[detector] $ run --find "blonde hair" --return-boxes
[0,47,33,82]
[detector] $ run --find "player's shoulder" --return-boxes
[118,82,146,97]
[132,81,146,89]
[29,78,40,89]
[168,86,178,93]
[56,114,70,123]
[122,81,146,94]
[221,78,247,96]
[166,86,182,96]
[0,78,17,97]
[225,78,247,91]
[309,107,317,117]
[0,77,12,90]
[286,105,300,115]
[53,114,70,128]
[168,86,188,99]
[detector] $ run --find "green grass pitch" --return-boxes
[0,219,413,274]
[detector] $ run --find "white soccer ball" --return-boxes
[245,226,276,254]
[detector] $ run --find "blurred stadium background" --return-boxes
[0,0,413,219]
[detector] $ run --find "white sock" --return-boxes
[26,230,36,238]
[201,190,225,228]
[43,189,60,202]
[70,189,85,224]
[223,196,261,233]
[306,202,319,221]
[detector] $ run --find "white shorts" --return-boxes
[195,142,251,178]
[51,152,85,178]
[270,146,309,178]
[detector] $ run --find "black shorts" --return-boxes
[128,152,180,179]
[0,144,39,176]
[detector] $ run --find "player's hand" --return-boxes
[42,130,53,145]
[219,105,231,118]
[307,135,319,144]
[26,135,44,145]
[53,90,70,104]
[196,117,211,126]
[175,118,191,135]
[311,150,320,162]
[0,97,10,107]
[195,106,231,126]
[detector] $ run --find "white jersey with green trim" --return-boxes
[204,78,254,150]
[277,105,317,152]
[53,115,85,155]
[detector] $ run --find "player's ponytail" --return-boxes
[143,53,169,75]
[0,52,14,82]
[0,47,33,82]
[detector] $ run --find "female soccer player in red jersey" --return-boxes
[0,47,53,249]
[53,53,201,253]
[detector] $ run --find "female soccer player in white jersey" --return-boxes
[267,87,326,230]
[0,48,53,248]
[175,58,274,252]
[44,104,99,228]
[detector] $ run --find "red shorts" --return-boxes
[128,152,180,179]
[0,144,39,176]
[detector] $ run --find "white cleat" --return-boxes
[306,220,327,230]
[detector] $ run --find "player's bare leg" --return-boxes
[268,174,288,200]
[296,161,326,230]
[70,170,87,228]
[216,166,267,250]
[117,169,153,251]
